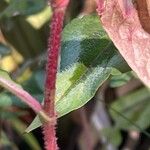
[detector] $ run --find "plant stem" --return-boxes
[0,76,51,122]
[43,1,69,150]
[0,77,42,113]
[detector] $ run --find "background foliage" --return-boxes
[0,0,150,149]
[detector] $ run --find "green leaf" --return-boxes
[110,87,150,130]
[57,15,129,117]
[26,15,129,132]
[109,71,133,88]
[0,0,46,18]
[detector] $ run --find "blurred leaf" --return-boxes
[0,0,46,18]
[0,43,11,57]
[0,131,18,150]
[33,70,45,92]
[0,91,28,108]
[110,87,150,130]
[22,73,43,94]
[0,92,13,107]
[0,69,43,112]
[101,127,122,146]
[109,71,133,88]
[0,69,22,89]
[0,68,43,109]
[26,6,52,29]
[0,92,43,108]
[26,15,129,132]
[0,70,23,101]
[11,119,41,150]
[1,55,18,72]
[0,110,27,119]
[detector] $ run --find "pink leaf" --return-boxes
[96,0,150,87]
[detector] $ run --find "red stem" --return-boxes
[43,1,69,149]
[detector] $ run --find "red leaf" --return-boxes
[96,0,150,87]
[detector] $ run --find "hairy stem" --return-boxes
[43,1,69,150]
